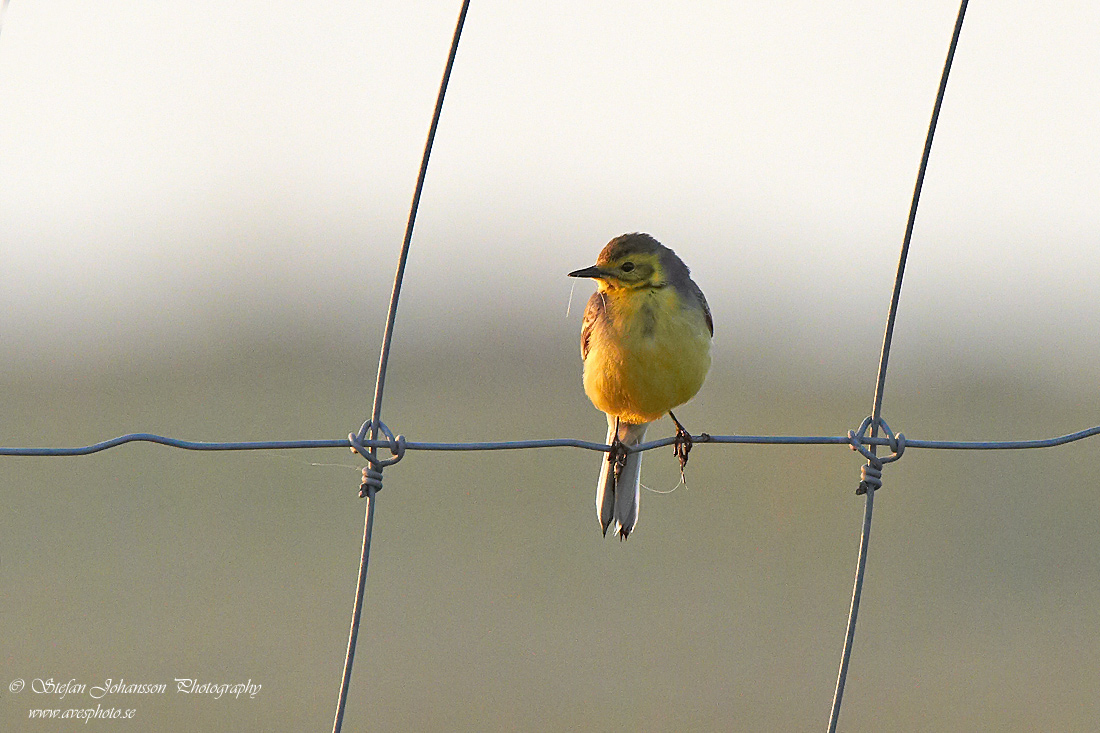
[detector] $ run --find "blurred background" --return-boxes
[2,1,1099,730]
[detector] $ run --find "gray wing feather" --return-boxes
[697,286,713,336]
[580,291,605,360]
[678,279,713,336]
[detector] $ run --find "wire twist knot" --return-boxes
[848,416,905,495]
[348,420,407,497]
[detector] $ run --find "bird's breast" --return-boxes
[583,286,711,423]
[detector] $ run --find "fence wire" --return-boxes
[5,424,1100,459]
[334,2,471,731]
[3,0,1092,731]
[827,1,970,729]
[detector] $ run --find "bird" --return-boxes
[568,233,712,538]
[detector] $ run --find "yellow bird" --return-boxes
[569,233,713,538]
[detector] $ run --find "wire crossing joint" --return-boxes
[848,416,906,495]
[348,420,407,497]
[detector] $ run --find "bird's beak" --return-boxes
[568,265,605,279]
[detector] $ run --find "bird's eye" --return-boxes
[620,262,635,272]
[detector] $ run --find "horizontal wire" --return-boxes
[4,423,1100,457]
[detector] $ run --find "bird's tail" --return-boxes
[596,417,649,539]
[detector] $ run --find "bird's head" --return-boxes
[568,233,687,291]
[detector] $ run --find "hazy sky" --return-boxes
[1,1,1098,375]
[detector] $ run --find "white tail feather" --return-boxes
[595,417,649,538]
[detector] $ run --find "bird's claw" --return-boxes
[608,433,629,485]
[669,411,693,482]
[673,428,693,481]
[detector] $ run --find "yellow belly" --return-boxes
[583,287,711,424]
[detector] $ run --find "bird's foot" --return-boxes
[608,432,629,484]
[669,410,693,482]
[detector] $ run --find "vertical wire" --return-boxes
[827,2,968,731]
[332,2,471,732]
[367,0,471,439]
[868,0,970,430]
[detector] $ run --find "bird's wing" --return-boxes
[690,281,713,336]
[580,291,605,361]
